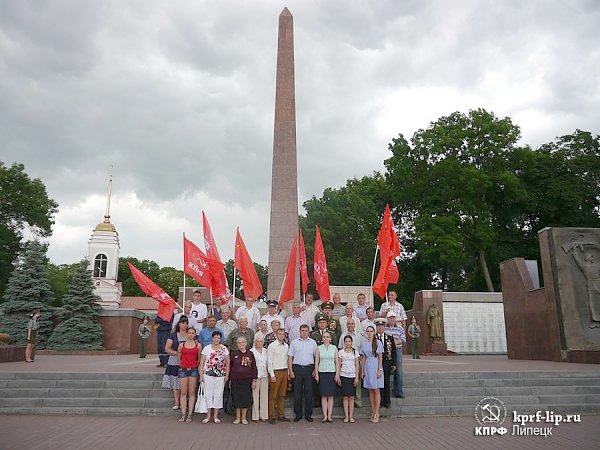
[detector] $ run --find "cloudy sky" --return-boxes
[2,0,599,268]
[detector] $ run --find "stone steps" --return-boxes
[0,371,598,418]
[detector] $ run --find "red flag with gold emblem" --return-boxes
[372,204,401,299]
[313,225,331,300]
[202,211,231,301]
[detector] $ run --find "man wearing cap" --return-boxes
[261,300,284,334]
[385,311,406,398]
[319,301,341,344]
[310,314,330,346]
[235,296,261,331]
[375,318,396,408]
[379,291,407,329]
[360,307,376,336]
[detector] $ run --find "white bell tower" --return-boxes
[88,175,122,308]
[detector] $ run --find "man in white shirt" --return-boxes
[255,320,269,341]
[267,328,290,423]
[216,308,237,342]
[360,307,377,336]
[235,296,261,331]
[285,303,308,342]
[300,293,320,330]
[261,300,284,334]
[379,291,407,329]
[172,301,192,332]
[189,290,208,330]
[339,304,361,336]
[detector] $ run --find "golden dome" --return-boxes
[95,217,116,232]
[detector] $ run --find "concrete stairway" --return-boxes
[0,371,599,418]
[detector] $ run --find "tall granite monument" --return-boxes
[501,227,600,363]
[267,8,300,301]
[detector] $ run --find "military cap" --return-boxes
[321,301,333,310]
[266,300,278,307]
[374,318,387,326]
[316,313,328,322]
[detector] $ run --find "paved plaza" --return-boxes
[0,414,598,450]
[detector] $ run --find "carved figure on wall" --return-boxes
[563,235,600,328]
[426,304,443,342]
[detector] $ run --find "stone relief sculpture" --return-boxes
[426,304,443,342]
[563,234,600,329]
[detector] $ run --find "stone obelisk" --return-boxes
[267,7,300,302]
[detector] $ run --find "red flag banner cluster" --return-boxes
[127,262,178,321]
[372,204,401,299]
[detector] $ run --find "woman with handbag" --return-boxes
[199,330,230,423]
[177,326,201,422]
[230,336,257,424]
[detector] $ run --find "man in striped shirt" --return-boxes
[384,311,406,398]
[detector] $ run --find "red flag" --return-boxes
[278,236,297,305]
[183,235,218,289]
[234,229,263,300]
[299,229,310,294]
[127,262,177,321]
[372,204,401,299]
[202,211,230,300]
[313,225,331,300]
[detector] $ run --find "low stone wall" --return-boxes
[0,346,26,363]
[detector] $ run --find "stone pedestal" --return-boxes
[501,227,600,363]
[412,290,448,355]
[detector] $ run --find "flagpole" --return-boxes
[209,287,214,314]
[232,267,237,311]
[370,244,379,308]
[182,232,186,310]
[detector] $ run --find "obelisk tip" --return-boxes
[280,7,292,17]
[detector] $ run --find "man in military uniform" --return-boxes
[374,318,396,408]
[319,301,341,344]
[310,314,329,345]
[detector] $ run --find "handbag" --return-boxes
[223,381,235,415]
[195,382,208,413]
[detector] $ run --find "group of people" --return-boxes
[153,289,421,424]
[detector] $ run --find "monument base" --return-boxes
[563,350,600,364]
[428,342,448,355]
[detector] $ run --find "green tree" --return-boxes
[47,262,80,307]
[0,240,54,347]
[47,259,103,350]
[385,109,526,291]
[0,162,58,298]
